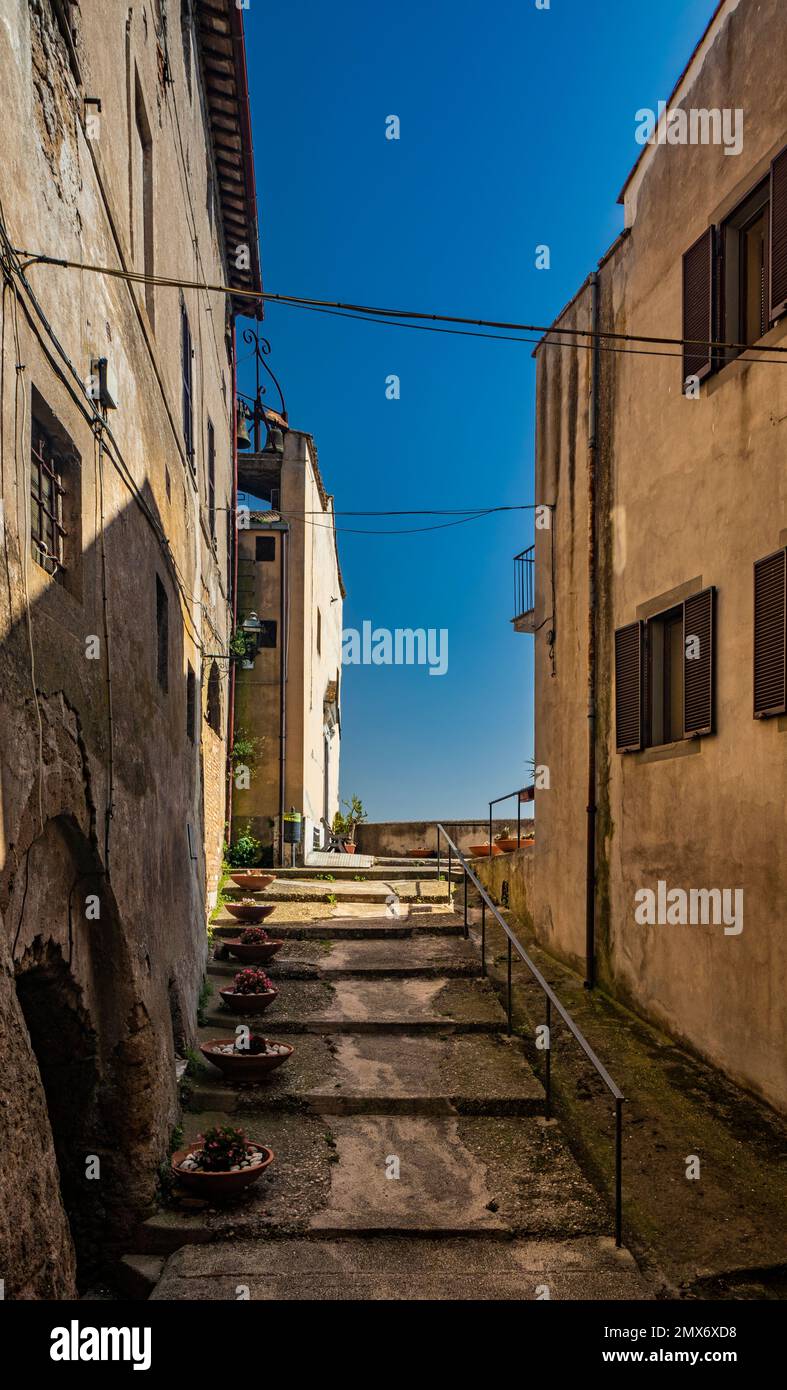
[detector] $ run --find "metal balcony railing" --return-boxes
[513,545,535,631]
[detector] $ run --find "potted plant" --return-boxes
[171,1123,274,1198]
[334,795,367,853]
[468,842,502,858]
[225,925,284,964]
[219,966,278,1015]
[494,826,522,853]
[225,899,276,925]
[229,870,275,892]
[199,1033,293,1082]
[225,823,262,869]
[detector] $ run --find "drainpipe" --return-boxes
[585,271,601,990]
[227,321,239,844]
[277,524,289,865]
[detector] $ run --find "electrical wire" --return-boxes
[13,248,787,361]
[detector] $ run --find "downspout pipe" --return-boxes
[277,524,289,865]
[227,321,239,845]
[585,271,601,990]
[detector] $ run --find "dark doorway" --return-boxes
[15,946,100,1288]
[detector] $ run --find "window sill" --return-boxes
[633,738,702,765]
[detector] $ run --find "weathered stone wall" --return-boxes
[0,0,240,1291]
[471,846,535,933]
[532,0,787,1110]
[356,819,535,858]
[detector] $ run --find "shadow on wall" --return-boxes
[0,481,211,1296]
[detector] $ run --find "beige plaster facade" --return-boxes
[531,0,787,1112]
[232,429,345,862]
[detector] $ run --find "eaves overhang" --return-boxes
[196,0,263,316]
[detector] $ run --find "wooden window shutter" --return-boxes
[615,621,643,752]
[682,228,714,384]
[683,587,715,737]
[769,145,787,322]
[754,549,787,717]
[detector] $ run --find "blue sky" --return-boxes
[239,0,718,821]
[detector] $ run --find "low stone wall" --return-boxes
[356,819,534,859]
[471,845,535,933]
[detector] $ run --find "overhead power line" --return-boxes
[15,247,787,362]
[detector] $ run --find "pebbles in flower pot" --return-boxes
[225,899,276,925]
[199,1032,294,1081]
[225,925,284,964]
[172,1124,274,1199]
[219,966,278,1014]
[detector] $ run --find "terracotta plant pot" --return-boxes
[219,986,278,1015]
[343,841,356,854]
[495,837,528,853]
[171,1141,274,1198]
[225,902,276,924]
[468,843,503,858]
[199,1038,293,1081]
[407,848,431,858]
[229,872,275,892]
[225,938,284,964]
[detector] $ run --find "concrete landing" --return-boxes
[203,976,507,1033]
[139,1111,605,1252]
[211,910,462,938]
[151,1235,650,1300]
[212,935,480,979]
[191,1030,544,1116]
[225,878,452,904]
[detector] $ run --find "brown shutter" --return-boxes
[754,549,787,717]
[683,587,715,737]
[769,145,787,322]
[682,228,714,385]
[615,621,643,752]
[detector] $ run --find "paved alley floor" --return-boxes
[137,903,652,1300]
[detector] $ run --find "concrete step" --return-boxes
[275,865,460,883]
[210,935,480,980]
[211,913,464,940]
[190,1030,544,1117]
[201,976,507,1034]
[137,1112,607,1252]
[223,878,453,905]
[150,1234,650,1300]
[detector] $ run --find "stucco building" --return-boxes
[232,429,345,863]
[529,0,787,1112]
[0,0,260,1294]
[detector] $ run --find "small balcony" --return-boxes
[512,545,535,633]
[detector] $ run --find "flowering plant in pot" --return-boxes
[219,966,278,1015]
[199,1032,294,1081]
[171,1123,274,1198]
[225,925,285,964]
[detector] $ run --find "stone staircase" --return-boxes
[124,885,652,1300]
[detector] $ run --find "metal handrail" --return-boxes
[488,786,533,855]
[434,821,625,1246]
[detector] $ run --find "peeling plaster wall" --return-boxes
[0,0,237,1292]
[532,0,787,1111]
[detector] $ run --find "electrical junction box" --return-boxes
[91,356,119,409]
